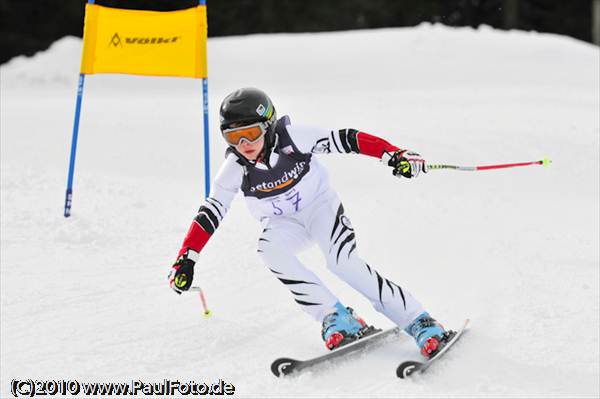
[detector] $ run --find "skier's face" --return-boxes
[236,136,264,161]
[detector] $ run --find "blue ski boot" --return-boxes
[404,312,448,358]
[321,302,368,350]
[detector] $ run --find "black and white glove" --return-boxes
[168,251,197,294]
[382,150,427,179]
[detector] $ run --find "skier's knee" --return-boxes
[257,235,286,260]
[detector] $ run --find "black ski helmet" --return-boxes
[219,88,278,157]
[219,87,277,134]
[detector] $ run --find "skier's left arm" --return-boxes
[168,155,242,294]
[291,124,426,178]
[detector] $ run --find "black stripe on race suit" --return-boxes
[295,299,322,306]
[376,272,385,308]
[386,279,395,297]
[346,129,360,153]
[269,270,321,305]
[290,290,309,296]
[206,196,224,208]
[393,281,407,310]
[202,206,219,228]
[334,224,351,245]
[330,130,343,153]
[205,197,224,219]
[338,130,352,153]
[194,208,218,234]
[330,204,345,241]
[335,129,360,154]
[336,233,356,263]
[375,273,407,311]
[348,242,357,257]
[383,279,407,310]
[277,277,317,285]
[270,269,316,286]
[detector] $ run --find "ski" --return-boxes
[271,326,401,377]
[396,318,470,379]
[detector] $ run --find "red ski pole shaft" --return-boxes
[189,286,212,317]
[427,158,551,172]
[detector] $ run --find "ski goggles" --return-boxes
[221,122,267,146]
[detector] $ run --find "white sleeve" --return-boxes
[208,153,243,207]
[286,123,360,155]
[196,154,243,233]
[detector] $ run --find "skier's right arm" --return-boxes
[169,155,243,294]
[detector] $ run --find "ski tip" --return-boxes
[271,357,300,377]
[396,360,423,379]
[541,158,552,167]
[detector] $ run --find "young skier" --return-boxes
[169,88,450,358]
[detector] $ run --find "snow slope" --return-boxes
[1,24,599,398]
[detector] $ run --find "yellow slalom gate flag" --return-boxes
[80,4,207,78]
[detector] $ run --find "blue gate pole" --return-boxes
[200,0,210,198]
[202,77,211,198]
[64,73,86,217]
[64,0,94,217]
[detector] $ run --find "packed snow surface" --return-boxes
[1,24,599,397]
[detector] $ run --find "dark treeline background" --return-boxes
[0,0,595,65]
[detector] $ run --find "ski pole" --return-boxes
[427,158,551,172]
[188,286,212,318]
